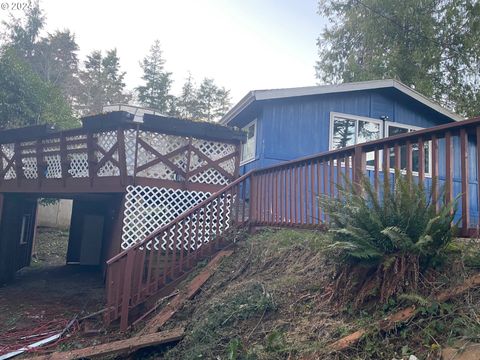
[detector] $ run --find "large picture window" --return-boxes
[241,119,257,165]
[329,113,383,166]
[329,113,431,175]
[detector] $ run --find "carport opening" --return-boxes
[0,193,125,286]
[32,198,72,268]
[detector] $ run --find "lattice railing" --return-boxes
[105,172,251,330]
[135,131,238,185]
[121,186,212,250]
[0,126,240,189]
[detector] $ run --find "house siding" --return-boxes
[239,88,453,173]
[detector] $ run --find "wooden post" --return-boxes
[431,135,439,212]
[353,146,366,194]
[120,250,135,331]
[445,131,453,207]
[460,128,469,235]
[249,174,256,227]
[117,128,128,186]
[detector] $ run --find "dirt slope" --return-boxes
[144,229,480,360]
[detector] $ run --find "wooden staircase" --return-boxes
[104,173,252,330]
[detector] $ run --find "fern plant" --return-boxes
[320,171,458,305]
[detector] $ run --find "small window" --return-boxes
[386,122,431,176]
[19,214,32,245]
[241,120,257,165]
[330,113,382,166]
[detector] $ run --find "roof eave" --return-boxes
[220,91,256,125]
[222,79,463,125]
[391,80,463,122]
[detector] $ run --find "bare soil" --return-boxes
[0,227,107,357]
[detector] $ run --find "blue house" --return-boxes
[221,79,480,228]
[220,79,462,173]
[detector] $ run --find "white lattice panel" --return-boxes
[68,153,89,178]
[124,130,136,176]
[121,186,211,250]
[44,154,62,178]
[135,131,189,180]
[161,193,233,251]
[190,167,231,185]
[139,131,188,156]
[189,140,237,185]
[95,131,120,177]
[22,157,38,179]
[2,143,16,180]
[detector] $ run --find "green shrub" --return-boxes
[320,172,458,305]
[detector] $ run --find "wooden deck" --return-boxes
[0,112,244,195]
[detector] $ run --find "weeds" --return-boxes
[164,281,276,359]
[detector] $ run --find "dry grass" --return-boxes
[150,229,480,360]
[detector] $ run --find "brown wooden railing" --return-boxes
[105,172,252,330]
[251,116,480,236]
[0,123,241,193]
[106,117,480,330]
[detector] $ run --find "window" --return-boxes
[329,113,431,175]
[386,122,431,176]
[19,214,31,245]
[330,113,383,166]
[241,120,257,165]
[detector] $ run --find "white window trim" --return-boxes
[385,121,432,177]
[329,112,384,151]
[240,119,257,166]
[329,112,383,169]
[328,113,432,177]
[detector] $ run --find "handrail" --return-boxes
[254,117,480,174]
[107,170,254,264]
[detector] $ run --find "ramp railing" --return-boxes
[105,172,252,330]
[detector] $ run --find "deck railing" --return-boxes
[105,172,251,330]
[105,117,480,330]
[0,124,240,193]
[251,116,480,236]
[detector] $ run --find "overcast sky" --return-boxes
[1,0,325,104]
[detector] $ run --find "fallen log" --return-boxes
[27,327,184,360]
[329,273,480,352]
[140,249,233,334]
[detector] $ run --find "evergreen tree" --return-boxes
[316,0,480,117]
[176,73,198,119]
[2,0,44,61]
[0,48,76,129]
[2,2,81,112]
[136,40,173,113]
[196,78,231,122]
[77,49,130,115]
[34,30,80,103]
